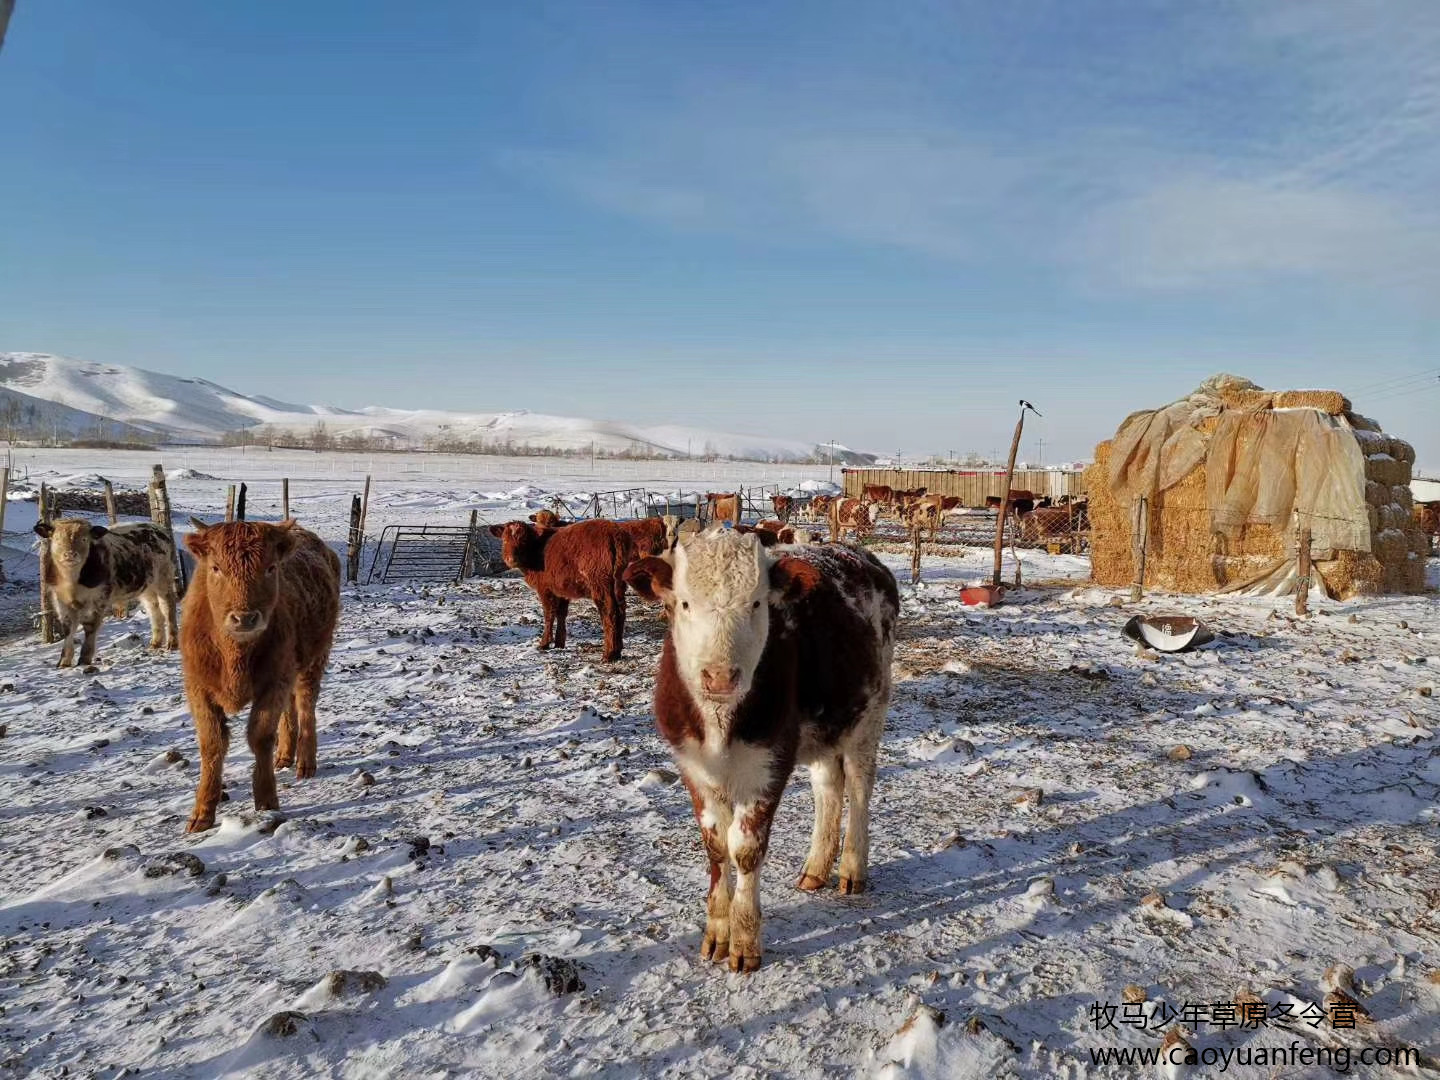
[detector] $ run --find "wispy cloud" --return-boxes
[506,1,1440,300]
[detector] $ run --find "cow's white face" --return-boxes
[667,530,774,706]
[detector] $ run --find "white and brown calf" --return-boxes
[625,528,898,973]
[34,518,179,667]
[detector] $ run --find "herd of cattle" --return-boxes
[28,485,1440,972]
[32,509,897,973]
[761,486,1088,546]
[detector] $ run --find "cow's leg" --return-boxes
[293,668,322,779]
[537,593,555,650]
[139,593,164,648]
[839,742,879,895]
[246,688,289,812]
[797,754,844,891]
[56,609,80,668]
[552,598,569,650]
[601,583,624,662]
[727,799,777,973]
[187,692,231,832]
[77,614,103,665]
[155,579,180,650]
[273,702,296,771]
[685,779,733,963]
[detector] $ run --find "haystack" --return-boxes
[1086,375,1427,599]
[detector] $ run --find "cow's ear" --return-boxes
[184,529,210,558]
[33,521,53,539]
[189,516,210,532]
[90,525,109,540]
[624,557,673,603]
[769,556,823,607]
[488,524,506,538]
[273,519,299,558]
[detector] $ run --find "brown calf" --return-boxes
[771,495,794,523]
[35,519,179,668]
[625,529,898,972]
[180,521,341,833]
[861,484,893,505]
[490,518,636,661]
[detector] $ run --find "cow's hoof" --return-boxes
[796,873,829,892]
[728,948,762,974]
[838,876,867,896]
[603,652,622,663]
[185,813,215,834]
[700,931,729,963]
[57,659,74,670]
[273,755,294,771]
[296,760,316,780]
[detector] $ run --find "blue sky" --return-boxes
[2,0,1438,464]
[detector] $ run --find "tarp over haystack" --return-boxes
[1087,375,1428,598]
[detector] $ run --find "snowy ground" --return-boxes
[1,454,1438,1079]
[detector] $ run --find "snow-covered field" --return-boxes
[1,453,1438,1079]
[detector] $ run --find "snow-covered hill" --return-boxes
[0,352,874,463]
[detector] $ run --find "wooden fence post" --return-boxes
[1129,496,1149,602]
[235,482,247,522]
[282,478,290,520]
[102,478,118,524]
[38,482,58,642]
[465,508,479,578]
[149,464,186,595]
[1295,524,1312,616]
[346,494,362,584]
[359,474,371,545]
[0,466,7,585]
[910,524,922,585]
[992,402,1033,588]
[225,485,236,523]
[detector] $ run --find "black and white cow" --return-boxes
[625,528,898,972]
[34,518,178,667]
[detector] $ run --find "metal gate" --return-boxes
[366,524,489,584]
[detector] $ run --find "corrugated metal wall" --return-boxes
[841,468,1084,504]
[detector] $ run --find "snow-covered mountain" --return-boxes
[0,353,875,463]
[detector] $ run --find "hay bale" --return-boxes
[1219,388,1275,411]
[1347,412,1382,432]
[1318,551,1383,597]
[1085,446,1133,587]
[1390,438,1416,466]
[1365,480,1390,507]
[1273,389,1350,414]
[1365,455,1408,487]
[1392,485,1413,511]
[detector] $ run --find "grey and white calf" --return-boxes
[625,528,898,972]
[34,518,179,667]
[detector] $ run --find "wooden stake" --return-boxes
[235,482,247,522]
[102,478,118,524]
[0,466,7,585]
[346,494,362,584]
[910,523,922,585]
[465,508,479,578]
[38,482,57,643]
[149,464,186,594]
[992,403,1030,588]
[1295,524,1312,616]
[225,485,236,523]
[282,478,290,520]
[1129,496,1149,602]
[358,475,371,543]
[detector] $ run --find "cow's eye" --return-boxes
[681,600,689,611]
[752,600,761,610]
[210,565,221,575]
[266,564,278,575]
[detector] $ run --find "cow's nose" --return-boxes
[227,610,261,632]
[701,667,741,695]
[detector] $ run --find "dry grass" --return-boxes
[1273,389,1349,414]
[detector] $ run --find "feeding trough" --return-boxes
[1122,614,1215,653]
[959,585,1005,607]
